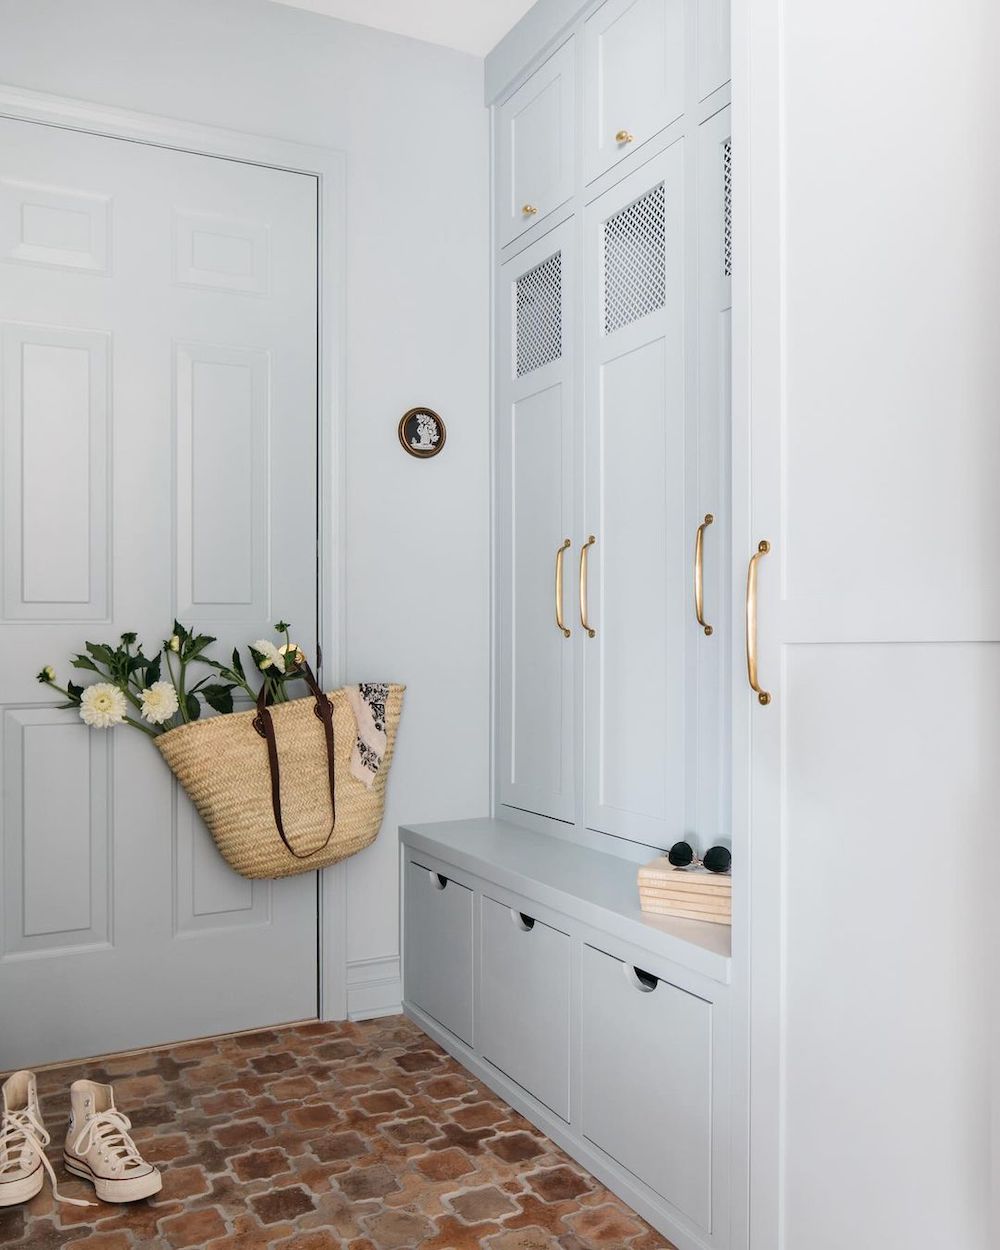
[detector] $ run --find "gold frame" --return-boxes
[398,407,447,459]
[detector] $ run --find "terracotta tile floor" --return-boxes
[0,1015,676,1250]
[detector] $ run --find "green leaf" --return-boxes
[67,681,84,704]
[85,641,115,667]
[145,654,161,685]
[203,684,235,715]
[231,647,246,681]
[120,631,137,646]
[173,621,189,641]
[185,692,201,721]
[72,654,101,673]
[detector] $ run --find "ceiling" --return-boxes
[266,0,538,56]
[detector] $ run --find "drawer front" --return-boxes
[480,896,571,1120]
[583,0,684,184]
[404,860,474,1045]
[581,944,712,1229]
[497,39,575,249]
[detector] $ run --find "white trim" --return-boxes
[347,956,402,1020]
[0,83,350,1023]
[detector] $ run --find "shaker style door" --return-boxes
[583,144,686,845]
[496,39,575,250]
[497,221,576,824]
[583,0,684,184]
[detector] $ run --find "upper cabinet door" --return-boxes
[497,40,575,251]
[583,0,684,184]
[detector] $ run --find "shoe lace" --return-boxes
[0,1105,93,1207]
[73,1109,146,1176]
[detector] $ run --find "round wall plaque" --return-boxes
[398,407,446,459]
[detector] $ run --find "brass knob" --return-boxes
[615,129,635,144]
[522,203,538,216]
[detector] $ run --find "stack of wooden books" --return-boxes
[637,857,732,925]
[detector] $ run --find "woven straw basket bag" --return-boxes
[155,673,403,880]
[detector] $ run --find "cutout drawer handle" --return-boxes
[624,963,658,993]
[428,871,448,890]
[510,909,536,931]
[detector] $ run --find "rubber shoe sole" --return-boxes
[62,1153,162,1203]
[0,1162,44,1207]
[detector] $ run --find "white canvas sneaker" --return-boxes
[63,1079,161,1203]
[0,1070,90,1208]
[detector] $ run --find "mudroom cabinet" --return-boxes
[495,0,732,857]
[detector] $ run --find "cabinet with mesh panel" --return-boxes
[492,0,732,859]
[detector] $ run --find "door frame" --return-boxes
[0,83,350,1022]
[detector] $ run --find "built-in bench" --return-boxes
[399,818,733,1250]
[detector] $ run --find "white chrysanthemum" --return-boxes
[140,680,179,725]
[251,639,285,672]
[279,642,306,669]
[79,683,127,729]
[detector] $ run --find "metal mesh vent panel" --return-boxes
[603,183,666,334]
[723,139,732,277]
[516,251,562,377]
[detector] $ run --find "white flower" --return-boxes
[251,639,284,672]
[169,634,181,653]
[42,665,56,682]
[140,680,179,725]
[79,683,127,729]
[279,642,306,669]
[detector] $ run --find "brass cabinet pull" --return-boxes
[522,203,538,216]
[615,129,635,144]
[745,540,771,705]
[555,539,571,637]
[695,513,714,636]
[579,535,596,638]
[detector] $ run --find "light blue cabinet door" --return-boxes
[583,144,688,845]
[496,221,575,823]
[582,944,712,1229]
[583,0,684,183]
[403,860,474,1045]
[496,39,575,249]
[480,896,571,1120]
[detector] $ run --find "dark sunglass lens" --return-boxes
[667,841,694,867]
[703,845,732,874]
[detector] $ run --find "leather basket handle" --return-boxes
[252,662,337,859]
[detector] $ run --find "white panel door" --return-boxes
[497,39,575,250]
[0,117,319,1068]
[584,144,686,845]
[740,2,998,1246]
[497,222,575,822]
[583,0,685,184]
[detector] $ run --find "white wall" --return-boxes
[0,0,492,1009]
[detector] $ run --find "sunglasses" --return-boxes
[667,841,732,874]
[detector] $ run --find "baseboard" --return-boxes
[346,955,402,1021]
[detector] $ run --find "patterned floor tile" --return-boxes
[0,1016,676,1249]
